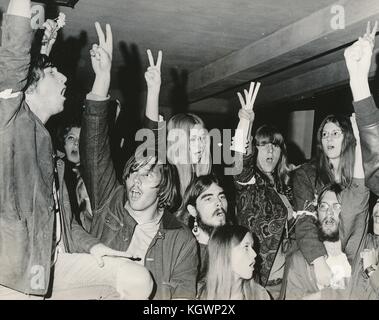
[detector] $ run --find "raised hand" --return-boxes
[344,21,377,82]
[40,19,58,56]
[90,22,113,76]
[237,81,261,111]
[350,113,364,178]
[145,49,162,92]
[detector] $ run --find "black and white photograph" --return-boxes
[0,0,378,311]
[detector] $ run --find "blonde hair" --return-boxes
[167,113,211,196]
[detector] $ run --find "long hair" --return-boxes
[176,174,222,228]
[315,115,355,188]
[122,147,180,212]
[252,125,292,193]
[167,113,212,196]
[24,54,53,93]
[206,225,252,300]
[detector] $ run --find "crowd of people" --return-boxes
[1,0,379,300]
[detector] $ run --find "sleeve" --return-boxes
[353,96,379,196]
[0,14,32,128]
[233,152,257,188]
[292,167,327,263]
[80,98,120,213]
[171,231,199,300]
[341,178,370,264]
[70,218,100,253]
[285,252,316,300]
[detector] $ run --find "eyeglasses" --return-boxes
[318,202,341,213]
[321,130,343,140]
[65,135,79,144]
[256,142,280,151]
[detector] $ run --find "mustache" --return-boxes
[213,207,226,216]
[322,217,336,224]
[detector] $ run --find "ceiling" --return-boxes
[1,0,379,113]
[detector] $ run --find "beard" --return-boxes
[317,218,340,242]
[197,208,228,236]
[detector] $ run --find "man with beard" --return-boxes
[284,184,353,299]
[176,174,229,297]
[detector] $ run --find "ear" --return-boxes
[187,204,197,217]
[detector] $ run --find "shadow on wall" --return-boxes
[169,68,189,114]
[114,42,145,178]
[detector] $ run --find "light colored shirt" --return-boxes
[126,210,164,265]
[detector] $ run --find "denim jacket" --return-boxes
[80,98,198,300]
[0,14,99,295]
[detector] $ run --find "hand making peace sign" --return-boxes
[344,21,378,80]
[236,81,261,123]
[90,22,113,76]
[145,49,162,91]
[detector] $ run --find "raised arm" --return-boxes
[6,0,31,17]
[81,22,119,212]
[144,49,162,122]
[0,0,32,127]
[345,21,379,195]
[232,82,260,184]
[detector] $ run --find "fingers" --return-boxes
[105,23,113,54]
[237,92,245,108]
[147,49,163,68]
[93,254,104,268]
[371,21,378,39]
[156,50,163,69]
[95,21,105,46]
[251,82,261,107]
[366,21,371,37]
[147,49,155,67]
[247,81,255,103]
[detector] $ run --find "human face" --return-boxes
[64,127,81,164]
[36,67,67,116]
[195,183,227,228]
[125,161,161,212]
[231,232,257,280]
[317,191,341,237]
[321,122,344,160]
[189,124,207,164]
[256,141,281,174]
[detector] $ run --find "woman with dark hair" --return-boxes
[201,225,269,300]
[292,111,368,291]
[231,82,295,299]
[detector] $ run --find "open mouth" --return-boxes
[214,209,225,217]
[327,145,335,150]
[266,157,273,163]
[130,188,142,201]
[61,87,66,97]
[323,219,336,227]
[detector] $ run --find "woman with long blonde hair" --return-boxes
[143,50,211,196]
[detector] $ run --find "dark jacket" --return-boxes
[80,98,198,300]
[233,152,293,286]
[292,164,369,266]
[353,96,379,196]
[0,14,98,295]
